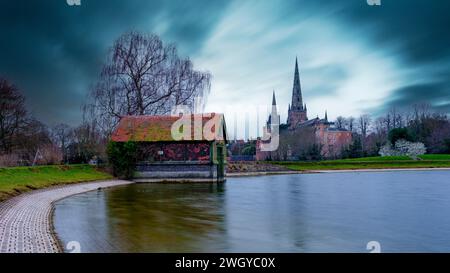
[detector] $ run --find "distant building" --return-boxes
[228,139,256,161]
[111,113,227,182]
[256,58,352,160]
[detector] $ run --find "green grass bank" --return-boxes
[0,165,113,202]
[273,155,450,171]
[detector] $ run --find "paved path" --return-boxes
[0,180,132,253]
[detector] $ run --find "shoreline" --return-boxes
[0,180,132,253]
[227,167,450,177]
[311,167,450,174]
[226,170,304,177]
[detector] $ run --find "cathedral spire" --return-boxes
[325,110,328,122]
[272,90,277,106]
[291,57,303,111]
[287,57,308,128]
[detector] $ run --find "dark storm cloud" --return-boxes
[358,0,450,116]
[378,82,450,114]
[339,0,450,64]
[0,0,230,125]
[282,0,450,64]
[337,0,450,115]
[276,0,450,115]
[0,0,449,127]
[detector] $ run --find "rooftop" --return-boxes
[111,113,227,142]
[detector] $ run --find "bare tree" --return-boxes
[347,116,355,132]
[52,123,72,163]
[358,114,371,153]
[417,103,432,120]
[61,119,106,164]
[374,117,386,136]
[335,116,346,130]
[387,107,405,129]
[86,32,211,136]
[14,118,53,164]
[384,112,392,132]
[0,78,28,153]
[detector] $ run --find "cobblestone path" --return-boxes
[0,180,132,253]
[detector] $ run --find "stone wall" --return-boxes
[135,162,220,181]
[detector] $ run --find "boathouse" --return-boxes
[111,113,227,182]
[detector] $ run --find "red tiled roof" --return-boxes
[111,113,227,142]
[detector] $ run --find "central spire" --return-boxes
[291,57,303,111]
[287,57,308,127]
[272,90,277,106]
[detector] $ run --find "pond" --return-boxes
[54,170,450,253]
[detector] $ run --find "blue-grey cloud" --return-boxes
[0,0,229,125]
[0,0,449,134]
[303,64,349,99]
[378,82,450,114]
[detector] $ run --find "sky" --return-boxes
[0,0,449,138]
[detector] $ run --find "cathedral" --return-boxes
[256,58,352,160]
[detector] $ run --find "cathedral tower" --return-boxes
[287,57,308,128]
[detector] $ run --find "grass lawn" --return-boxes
[419,154,450,160]
[0,165,113,202]
[273,155,450,171]
[329,156,411,162]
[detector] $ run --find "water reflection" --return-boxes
[55,183,227,252]
[54,171,450,252]
[103,183,226,252]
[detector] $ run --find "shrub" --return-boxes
[0,153,20,167]
[378,144,394,157]
[379,139,426,159]
[107,141,137,179]
[444,139,450,153]
[396,140,426,159]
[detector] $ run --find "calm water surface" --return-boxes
[54,170,450,252]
